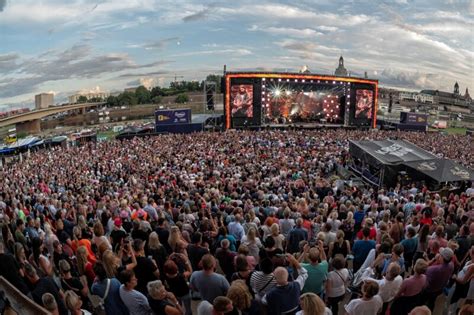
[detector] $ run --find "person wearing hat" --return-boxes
[110,218,127,252]
[424,247,455,311]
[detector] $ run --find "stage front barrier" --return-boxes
[0,276,51,315]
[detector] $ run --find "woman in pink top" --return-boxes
[390,258,428,315]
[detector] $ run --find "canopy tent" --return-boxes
[349,139,438,166]
[404,159,474,182]
[349,139,473,186]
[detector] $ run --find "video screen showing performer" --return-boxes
[231,85,253,118]
[355,89,373,119]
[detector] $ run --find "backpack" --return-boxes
[88,279,111,315]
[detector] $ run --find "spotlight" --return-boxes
[302,79,305,82]
[285,90,292,96]
[347,101,350,105]
[262,78,266,81]
[278,78,282,82]
[262,85,266,88]
[274,89,281,96]
[262,98,265,101]
[287,79,290,82]
[333,81,336,84]
[331,100,334,104]
[295,79,298,82]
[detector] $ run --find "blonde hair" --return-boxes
[168,226,181,250]
[270,223,280,236]
[148,232,161,250]
[102,250,119,278]
[76,246,89,276]
[64,290,81,311]
[227,280,251,310]
[299,292,326,315]
[247,227,257,242]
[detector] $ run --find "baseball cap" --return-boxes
[440,247,454,261]
[114,218,122,227]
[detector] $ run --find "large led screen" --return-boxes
[262,81,346,124]
[355,89,374,119]
[230,84,253,118]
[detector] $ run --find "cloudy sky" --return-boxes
[0,0,473,108]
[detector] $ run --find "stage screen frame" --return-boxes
[224,72,378,129]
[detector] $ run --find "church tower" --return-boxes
[335,56,348,77]
[454,82,459,95]
[465,88,471,101]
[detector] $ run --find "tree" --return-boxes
[135,85,151,104]
[175,93,189,104]
[205,74,222,92]
[151,86,163,98]
[77,95,88,103]
[152,95,162,104]
[106,95,118,107]
[118,92,138,106]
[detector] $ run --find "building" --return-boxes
[399,91,417,101]
[68,91,110,104]
[35,93,54,110]
[415,93,434,104]
[421,82,471,108]
[334,56,348,76]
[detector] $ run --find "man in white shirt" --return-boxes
[364,262,403,314]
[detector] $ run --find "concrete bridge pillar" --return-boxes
[16,119,41,134]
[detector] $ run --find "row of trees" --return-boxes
[102,75,220,107]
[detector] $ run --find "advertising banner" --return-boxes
[155,109,191,125]
[400,112,428,126]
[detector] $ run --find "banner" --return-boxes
[400,112,428,126]
[155,109,191,125]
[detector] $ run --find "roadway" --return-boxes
[0,102,105,128]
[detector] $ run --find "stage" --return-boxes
[238,122,361,130]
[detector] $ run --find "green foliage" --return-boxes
[16,131,28,139]
[135,85,151,104]
[204,74,222,92]
[77,95,88,103]
[175,93,189,104]
[106,95,118,107]
[118,92,138,106]
[152,95,162,104]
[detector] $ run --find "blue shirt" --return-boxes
[92,278,129,315]
[352,239,376,264]
[354,211,365,225]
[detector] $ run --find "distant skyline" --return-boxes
[0,0,473,109]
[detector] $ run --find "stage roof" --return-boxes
[349,139,438,165]
[404,159,474,182]
[349,139,474,182]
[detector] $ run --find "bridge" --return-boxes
[0,102,106,133]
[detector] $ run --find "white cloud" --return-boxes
[249,25,323,38]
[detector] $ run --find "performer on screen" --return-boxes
[232,86,253,117]
[356,90,373,118]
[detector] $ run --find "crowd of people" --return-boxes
[0,129,472,315]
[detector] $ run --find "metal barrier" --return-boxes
[0,276,51,315]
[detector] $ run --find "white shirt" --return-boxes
[296,307,332,315]
[327,269,349,298]
[372,276,403,302]
[345,295,383,315]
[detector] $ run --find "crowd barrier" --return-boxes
[0,276,50,315]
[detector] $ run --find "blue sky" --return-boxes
[0,0,473,109]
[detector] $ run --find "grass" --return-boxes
[428,127,467,135]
